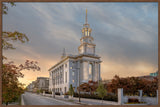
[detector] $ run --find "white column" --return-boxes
[98,63,101,81]
[78,61,80,85]
[93,47,95,54]
[93,62,95,81]
[50,71,53,90]
[96,63,99,81]
[118,88,123,105]
[139,90,142,102]
[52,90,55,98]
[43,91,45,96]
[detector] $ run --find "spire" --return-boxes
[83,8,89,27]
[62,48,66,56]
[61,48,66,59]
[86,8,88,24]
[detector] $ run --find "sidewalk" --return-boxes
[41,94,85,105]
[42,93,118,105]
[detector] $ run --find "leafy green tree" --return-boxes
[40,88,43,93]
[69,84,74,97]
[96,82,107,103]
[2,31,29,50]
[2,2,15,14]
[36,89,40,94]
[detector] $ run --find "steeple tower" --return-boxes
[86,9,88,24]
[61,48,66,59]
[78,9,96,55]
[82,9,91,34]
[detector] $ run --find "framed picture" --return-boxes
[1,0,159,106]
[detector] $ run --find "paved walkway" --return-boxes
[44,94,116,105]
[22,92,79,105]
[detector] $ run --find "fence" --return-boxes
[42,88,158,105]
[118,88,158,105]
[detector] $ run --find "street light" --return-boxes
[52,72,55,98]
[77,61,81,102]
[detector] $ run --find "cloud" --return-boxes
[3,2,158,85]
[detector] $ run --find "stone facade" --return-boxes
[48,9,102,94]
[27,77,49,92]
[36,77,49,91]
[27,81,37,92]
[118,88,158,105]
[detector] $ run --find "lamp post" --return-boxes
[52,72,55,98]
[77,61,81,102]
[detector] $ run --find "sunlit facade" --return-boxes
[48,9,101,94]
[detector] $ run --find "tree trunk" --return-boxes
[6,102,8,106]
[102,98,103,104]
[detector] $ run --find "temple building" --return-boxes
[48,9,102,94]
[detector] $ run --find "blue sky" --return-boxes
[3,2,158,85]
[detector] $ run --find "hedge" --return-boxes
[73,93,118,102]
[55,92,60,95]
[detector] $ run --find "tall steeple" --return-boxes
[86,9,88,24]
[78,9,96,55]
[82,8,92,37]
[61,48,66,59]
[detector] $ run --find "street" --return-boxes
[22,92,77,105]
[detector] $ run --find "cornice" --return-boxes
[48,54,101,71]
[80,36,94,41]
[78,43,96,49]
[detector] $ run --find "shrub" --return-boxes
[45,91,52,94]
[36,89,40,94]
[107,75,158,97]
[73,93,117,102]
[128,98,139,103]
[64,91,69,95]
[55,92,60,95]
[96,82,107,103]
[69,84,74,97]
[40,89,43,93]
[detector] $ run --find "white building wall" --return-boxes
[49,72,52,91]
[83,61,88,82]
[94,63,99,81]
[60,60,68,94]
[86,46,94,54]
[49,56,101,94]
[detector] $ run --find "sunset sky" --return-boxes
[3,2,158,86]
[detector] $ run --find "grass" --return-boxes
[68,99,74,102]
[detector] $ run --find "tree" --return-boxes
[106,75,158,97]
[2,3,29,59]
[2,31,29,50]
[2,2,40,105]
[96,82,107,103]
[77,81,98,94]
[2,2,15,14]
[2,61,40,105]
[69,84,74,97]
